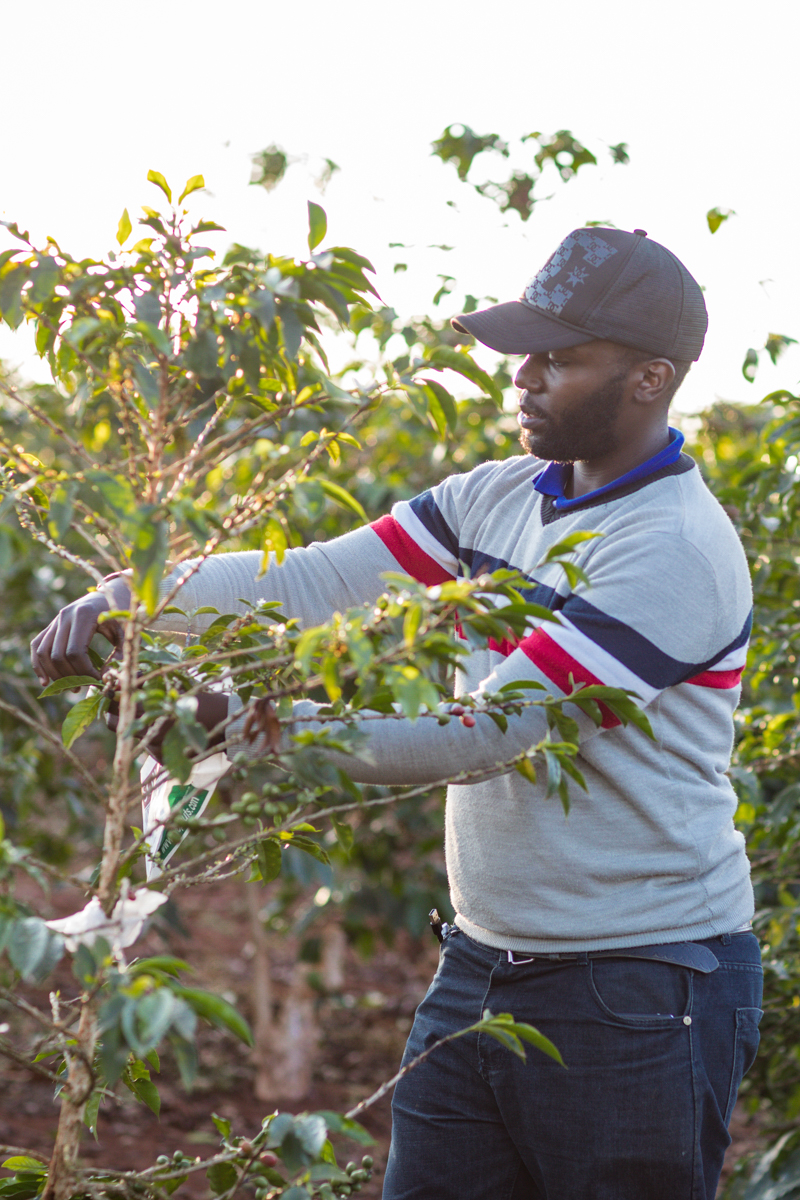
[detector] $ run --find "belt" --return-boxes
[507,939,719,973]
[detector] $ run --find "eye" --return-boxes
[547,355,567,368]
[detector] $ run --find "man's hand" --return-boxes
[31,574,132,686]
[105,690,229,765]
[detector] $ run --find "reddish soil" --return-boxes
[0,877,765,1198]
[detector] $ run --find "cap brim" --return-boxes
[452,300,594,355]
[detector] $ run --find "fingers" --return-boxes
[31,579,132,686]
[31,600,106,685]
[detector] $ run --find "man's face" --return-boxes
[515,340,634,463]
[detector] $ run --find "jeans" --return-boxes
[383,929,763,1200]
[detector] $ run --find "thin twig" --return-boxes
[0,697,106,803]
[0,1037,63,1083]
[0,379,94,466]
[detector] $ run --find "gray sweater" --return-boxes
[155,453,754,952]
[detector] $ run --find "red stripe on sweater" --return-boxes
[370,515,455,586]
[487,636,521,657]
[684,668,743,689]
[519,628,621,729]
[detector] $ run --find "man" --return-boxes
[32,228,762,1199]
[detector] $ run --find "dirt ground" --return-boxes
[0,877,765,1199]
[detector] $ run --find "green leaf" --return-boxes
[116,208,132,246]
[211,1113,231,1139]
[0,1161,46,1174]
[542,530,603,557]
[134,989,178,1053]
[207,1162,237,1195]
[706,206,734,233]
[425,345,503,406]
[255,837,282,884]
[30,256,59,304]
[134,320,171,357]
[331,815,353,855]
[422,378,458,435]
[515,757,537,785]
[130,516,168,616]
[250,287,275,329]
[129,956,192,978]
[764,332,798,366]
[261,517,288,571]
[38,674,100,697]
[0,264,30,329]
[288,834,330,866]
[62,692,105,749]
[147,169,172,204]
[83,1088,102,1137]
[307,202,327,253]
[178,174,205,204]
[131,1076,161,1116]
[741,347,759,383]
[173,986,254,1046]
[279,306,303,359]
[160,724,193,784]
[315,1112,375,1146]
[46,480,78,541]
[317,479,367,522]
[477,1010,564,1066]
[8,917,63,982]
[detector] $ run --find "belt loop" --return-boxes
[719,932,732,946]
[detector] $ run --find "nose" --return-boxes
[514,354,544,394]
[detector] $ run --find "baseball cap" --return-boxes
[451,227,708,361]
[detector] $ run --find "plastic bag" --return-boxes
[141,752,230,880]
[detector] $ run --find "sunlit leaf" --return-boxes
[308,201,327,253]
[62,693,105,749]
[178,174,205,204]
[116,208,132,246]
[147,169,172,204]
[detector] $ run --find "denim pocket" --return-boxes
[724,1007,763,1124]
[589,957,693,1026]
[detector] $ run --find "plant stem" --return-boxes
[41,998,96,1200]
[98,614,141,912]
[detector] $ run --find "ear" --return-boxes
[632,358,675,405]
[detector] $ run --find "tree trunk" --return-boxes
[247,887,320,1102]
[42,999,96,1200]
[247,885,275,1102]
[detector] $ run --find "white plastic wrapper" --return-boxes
[46,883,167,952]
[140,752,230,880]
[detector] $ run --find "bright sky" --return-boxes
[2,0,798,415]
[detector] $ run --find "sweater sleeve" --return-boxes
[226,647,556,785]
[225,518,752,783]
[150,525,402,634]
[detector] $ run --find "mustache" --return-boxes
[519,398,548,420]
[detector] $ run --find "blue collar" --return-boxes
[533,428,685,511]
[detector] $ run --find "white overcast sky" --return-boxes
[1,0,798,414]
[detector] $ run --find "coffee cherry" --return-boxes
[361,1156,373,1170]
[259,1152,278,1167]
[460,714,476,727]
[238,1140,254,1155]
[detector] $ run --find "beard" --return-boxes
[518,370,627,463]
